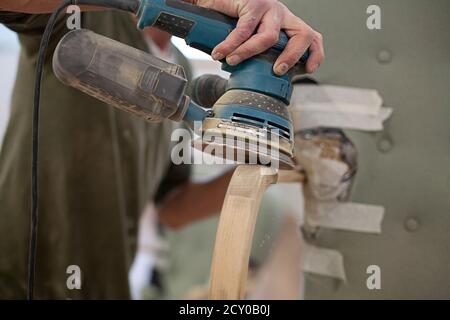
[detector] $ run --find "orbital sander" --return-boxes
[28,0,310,299]
[53,0,309,169]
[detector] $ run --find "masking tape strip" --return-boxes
[291,107,393,132]
[306,202,385,234]
[379,107,393,122]
[291,85,383,115]
[302,243,346,281]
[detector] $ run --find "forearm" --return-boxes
[1,0,102,14]
[158,168,235,229]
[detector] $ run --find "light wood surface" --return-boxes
[208,165,279,299]
[276,169,305,184]
[208,166,305,299]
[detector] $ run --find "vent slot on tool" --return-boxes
[268,121,291,139]
[232,113,291,140]
[231,113,265,128]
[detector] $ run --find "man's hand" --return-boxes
[185,0,324,75]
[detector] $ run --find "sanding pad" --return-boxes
[193,90,296,170]
[192,118,295,170]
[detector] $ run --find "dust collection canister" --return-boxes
[52,29,190,122]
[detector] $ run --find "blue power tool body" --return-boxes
[53,0,309,168]
[136,0,309,168]
[137,0,307,103]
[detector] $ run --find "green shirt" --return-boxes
[0,10,190,299]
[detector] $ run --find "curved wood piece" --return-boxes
[208,165,278,300]
[276,169,305,184]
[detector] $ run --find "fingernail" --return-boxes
[212,50,225,61]
[274,63,289,75]
[226,55,241,66]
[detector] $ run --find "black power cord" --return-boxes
[29,0,139,300]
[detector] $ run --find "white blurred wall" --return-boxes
[0,25,19,147]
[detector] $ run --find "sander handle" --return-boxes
[137,0,309,64]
